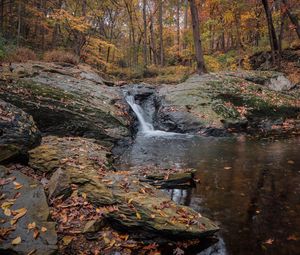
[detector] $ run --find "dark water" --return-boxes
[116,134,300,255]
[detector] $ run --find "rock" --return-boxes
[82,219,105,234]
[0,166,57,255]
[29,136,219,240]
[157,72,300,136]
[0,61,129,145]
[140,171,196,188]
[29,136,110,174]
[0,99,41,162]
[267,75,295,91]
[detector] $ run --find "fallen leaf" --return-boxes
[264,238,274,245]
[1,200,15,210]
[11,208,27,225]
[27,249,36,255]
[11,236,21,245]
[62,236,74,246]
[128,198,133,204]
[224,167,232,170]
[136,212,141,220]
[33,229,39,239]
[4,208,11,216]
[28,222,36,230]
[13,182,23,190]
[287,160,295,165]
[287,235,299,241]
[81,192,87,199]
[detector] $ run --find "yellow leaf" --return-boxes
[11,236,21,245]
[4,208,11,216]
[28,222,36,230]
[62,236,74,246]
[81,192,87,199]
[41,227,47,232]
[11,208,27,225]
[136,212,141,220]
[128,198,133,204]
[1,201,15,210]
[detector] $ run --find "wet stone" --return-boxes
[0,166,57,255]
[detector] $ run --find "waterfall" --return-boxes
[125,93,176,136]
[125,95,155,132]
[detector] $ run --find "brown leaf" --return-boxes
[62,236,74,246]
[33,229,39,239]
[13,181,23,190]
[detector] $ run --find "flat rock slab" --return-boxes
[0,166,57,255]
[29,136,219,240]
[0,99,41,162]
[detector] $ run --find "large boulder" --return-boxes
[0,62,130,146]
[0,99,41,162]
[157,72,300,135]
[0,166,57,255]
[29,136,219,240]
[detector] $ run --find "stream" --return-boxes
[116,90,300,255]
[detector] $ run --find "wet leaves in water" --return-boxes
[264,238,274,245]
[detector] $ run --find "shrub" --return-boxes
[5,47,37,63]
[43,50,79,65]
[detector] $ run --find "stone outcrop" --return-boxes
[157,72,300,136]
[0,61,130,146]
[0,99,41,162]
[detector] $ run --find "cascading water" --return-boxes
[125,95,154,133]
[125,93,175,136]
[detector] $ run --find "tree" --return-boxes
[188,0,207,74]
[158,0,164,66]
[282,0,300,39]
[261,0,279,63]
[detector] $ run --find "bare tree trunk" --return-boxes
[17,0,22,47]
[143,0,148,67]
[261,0,279,63]
[188,0,207,74]
[0,0,3,33]
[183,0,188,50]
[176,0,180,55]
[282,0,300,39]
[82,0,87,16]
[150,16,157,65]
[158,0,164,66]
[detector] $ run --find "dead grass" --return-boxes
[5,47,37,63]
[43,50,79,65]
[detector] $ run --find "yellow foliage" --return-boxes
[204,55,222,72]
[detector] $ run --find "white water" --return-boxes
[125,94,176,136]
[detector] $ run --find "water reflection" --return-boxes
[116,135,300,255]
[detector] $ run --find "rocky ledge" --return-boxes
[157,71,300,137]
[0,61,130,146]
